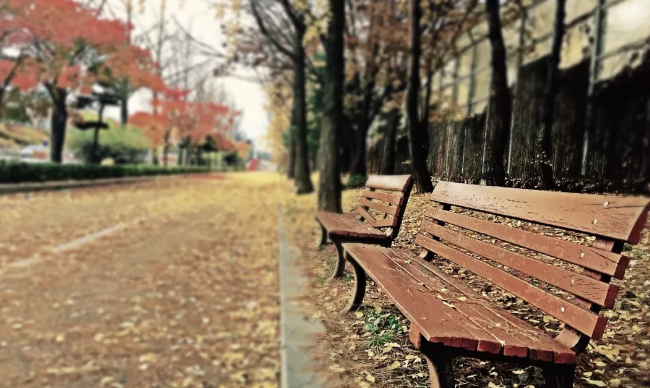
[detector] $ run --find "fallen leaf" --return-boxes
[387,361,400,370]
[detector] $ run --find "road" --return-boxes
[0,174,287,388]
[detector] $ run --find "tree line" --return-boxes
[227,0,570,210]
[0,0,247,166]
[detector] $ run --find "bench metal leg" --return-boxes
[318,224,328,248]
[341,255,366,313]
[424,353,455,388]
[412,328,455,388]
[543,364,575,388]
[330,242,345,279]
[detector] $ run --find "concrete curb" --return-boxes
[0,176,159,195]
[278,205,325,388]
[0,173,221,196]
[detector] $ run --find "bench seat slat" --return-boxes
[410,253,575,363]
[359,198,399,217]
[431,181,650,243]
[415,234,607,340]
[362,190,404,206]
[421,220,618,308]
[316,212,388,239]
[344,243,576,363]
[426,208,628,279]
[378,248,529,357]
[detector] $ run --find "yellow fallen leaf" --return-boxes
[387,361,400,370]
[384,342,400,349]
[584,379,606,387]
[366,373,375,382]
[355,311,364,318]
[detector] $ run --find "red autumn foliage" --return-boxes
[131,86,237,152]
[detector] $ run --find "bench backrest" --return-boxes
[417,181,649,351]
[356,175,414,240]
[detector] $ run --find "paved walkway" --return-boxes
[0,174,285,388]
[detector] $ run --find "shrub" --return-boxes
[345,174,367,189]
[68,126,150,164]
[0,161,220,184]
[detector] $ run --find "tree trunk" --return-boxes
[163,129,171,167]
[380,108,401,175]
[484,0,512,186]
[292,24,315,194]
[91,103,105,164]
[339,113,354,173]
[317,0,345,213]
[406,0,434,192]
[152,149,159,165]
[49,89,68,164]
[0,57,22,119]
[350,83,375,176]
[350,44,379,177]
[121,97,129,126]
[537,0,566,190]
[287,134,296,178]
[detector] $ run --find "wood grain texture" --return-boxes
[359,198,400,217]
[362,190,404,205]
[315,212,389,239]
[366,174,413,192]
[426,207,628,279]
[415,234,606,339]
[420,220,617,308]
[431,181,650,243]
[356,206,376,226]
[343,243,576,363]
[374,216,397,227]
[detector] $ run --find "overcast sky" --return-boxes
[98,0,269,150]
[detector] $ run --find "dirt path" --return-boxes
[0,174,289,388]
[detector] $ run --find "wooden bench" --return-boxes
[342,181,650,388]
[316,175,413,279]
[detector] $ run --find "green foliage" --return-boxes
[68,125,150,164]
[0,161,219,184]
[362,308,406,348]
[345,174,368,189]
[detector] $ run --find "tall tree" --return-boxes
[249,0,314,194]
[19,0,128,163]
[317,0,345,212]
[405,0,434,192]
[484,0,512,186]
[347,0,381,177]
[536,0,566,190]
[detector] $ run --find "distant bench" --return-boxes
[342,181,650,388]
[315,175,413,279]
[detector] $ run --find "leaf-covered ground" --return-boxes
[283,183,650,388]
[0,174,289,388]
